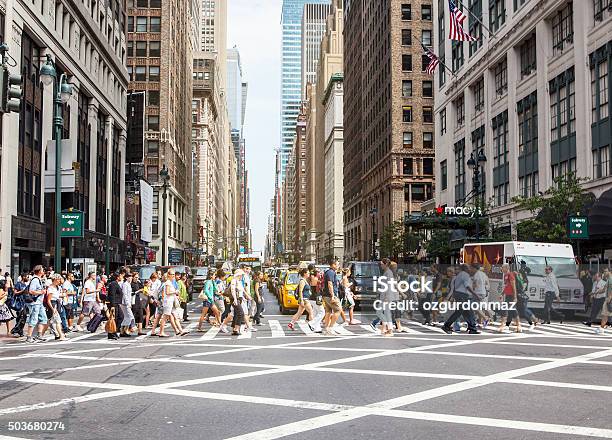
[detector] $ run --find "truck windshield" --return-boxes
[354,264,380,278]
[516,256,577,278]
[286,273,300,285]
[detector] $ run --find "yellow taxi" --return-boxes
[278,270,300,314]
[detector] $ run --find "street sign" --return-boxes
[168,248,184,265]
[568,216,589,239]
[60,210,84,238]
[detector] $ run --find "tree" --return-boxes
[379,220,419,261]
[425,230,452,262]
[511,173,594,243]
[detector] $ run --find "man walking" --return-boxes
[322,259,342,335]
[75,271,101,331]
[441,264,480,334]
[587,272,606,327]
[24,265,48,343]
[543,266,563,324]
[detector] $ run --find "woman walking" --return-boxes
[197,272,219,330]
[119,272,136,337]
[252,272,265,326]
[230,269,247,335]
[307,266,325,333]
[46,274,67,341]
[497,264,522,333]
[375,259,395,337]
[0,279,14,336]
[287,268,314,330]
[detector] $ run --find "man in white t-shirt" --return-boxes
[75,271,101,331]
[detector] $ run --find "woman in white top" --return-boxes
[158,270,186,337]
[45,274,67,341]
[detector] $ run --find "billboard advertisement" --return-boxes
[140,179,153,243]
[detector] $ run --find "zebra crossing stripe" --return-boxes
[547,323,596,335]
[297,321,320,336]
[401,325,423,334]
[413,322,447,334]
[360,324,380,334]
[68,331,102,342]
[268,320,285,338]
[237,330,252,339]
[332,325,354,336]
[199,326,220,340]
[135,331,152,341]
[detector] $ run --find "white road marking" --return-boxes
[67,332,102,342]
[268,320,285,338]
[412,322,447,333]
[237,330,252,339]
[360,324,380,334]
[331,325,354,336]
[199,326,220,340]
[297,321,319,336]
[547,323,597,335]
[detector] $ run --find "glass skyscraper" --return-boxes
[280,0,330,180]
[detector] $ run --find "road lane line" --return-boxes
[331,325,354,335]
[199,326,220,340]
[297,321,319,336]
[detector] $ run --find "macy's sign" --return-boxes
[435,206,483,217]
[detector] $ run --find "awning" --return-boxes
[588,188,612,237]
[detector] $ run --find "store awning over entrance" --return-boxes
[588,188,612,237]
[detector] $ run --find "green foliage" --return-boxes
[511,173,594,243]
[425,230,452,262]
[379,220,419,260]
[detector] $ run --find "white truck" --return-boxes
[462,241,584,312]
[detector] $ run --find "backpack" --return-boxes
[23,277,41,304]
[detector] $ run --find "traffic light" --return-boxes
[1,66,22,113]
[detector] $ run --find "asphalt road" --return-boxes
[1,287,611,440]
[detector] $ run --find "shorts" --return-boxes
[82,301,101,316]
[500,296,517,318]
[202,299,213,308]
[323,296,342,314]
[162,295,175,316]
[132,304,144,324]
[64,303,74,319]
[26,303,48,326]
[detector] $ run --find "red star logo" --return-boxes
[436,206,444,215]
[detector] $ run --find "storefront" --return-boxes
[11,216,49,276]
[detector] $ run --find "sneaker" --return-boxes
[49,326,57,337]
[498,328,511,334]
[25,337,37,344]
[594,327,603,335]
[33,335,47,343]
[287,322,295,331]
[76,325,85,332]
[441,326,453,335]
[483,319,489,329]
[250,327,257,332]
[341,322,349,327]
[220,326,229,334]
[369,323,377,332]
[467,329,481,335]
[308,322,314,332]
[529,323,535,331]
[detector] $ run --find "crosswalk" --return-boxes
[8,319,610,345]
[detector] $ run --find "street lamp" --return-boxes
[159,164,170,265]
[369,207,378,261]
[467,148,487,241]
[40,54,73,273]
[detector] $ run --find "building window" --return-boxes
[492,111,509,206]
[148,90,160,106]
[75,94,90,223]
[454,94,465,127]
[514,0,530,11]
[17,31,43,218]
[494,57,508,97]
[454,139,466,203]
[440,160,448,190]
[402,29,412,46]
[148,115,159,131]
[422,30,432,47]
[489,0,506,33]
[150,0,161,7]
[552,159,576,180]
[96,111,107,233]
[421,4,432,19]
[149,41,161,57]
[590,48,609,124]
[402,80,412,97]
[440,107,447,135]
[452,41,464,71]
[136,16,147,32]
[423,107,433,123]
[403,106,413,122]
[403,158,414,175]
[438,0,446,86]
[519,33,536,78]
[147,140,159,155]
[127,41,134,57]
[402,54,412,71]
[148,66,160,81]
[150,17,161,32]
[403,131,413,147]
[468,0,483,56]
[423,132,433,148]
[519,172,539,198]
[421,54,430,72]
[594,0,611,22]
[135,66,146,81]
[135,41,147,56]
[472,77,484,112]
[550,68,575,142]
[127,16,134,32]
[401,3,412,20]
[552,2,573,55]
[593,146,610,179]
[517,92,538,156]
[111,128,121,237]
[423,80,433,98]
[423,158,434,175]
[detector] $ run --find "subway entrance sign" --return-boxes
[568,216,589,239]
[60,210,84,238]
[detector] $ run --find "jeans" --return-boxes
[375,301,393,324]
[180,301,188,320]
[543,291,564,323]
[52,300,69,332]
[231,300,245,328]
[589,297,606,323]
[511,297,536,324]
[253,301,264,324]
[418,292,433,323]
[443,292,477,332]
[26,303,48,326]
[120,304,134,328]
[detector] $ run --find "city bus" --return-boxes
[462,241,584,313]
[237,252,263,273]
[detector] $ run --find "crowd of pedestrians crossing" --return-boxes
[1,260,612,342]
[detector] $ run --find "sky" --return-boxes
[228,0,281,253]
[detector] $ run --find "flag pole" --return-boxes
[415,36,456,77]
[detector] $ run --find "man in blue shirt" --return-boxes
[322,259,342,335]
[25,265,48,343]
[441,264,480,334]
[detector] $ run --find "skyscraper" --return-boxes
[280,0,330,180]
[301,3,332,98]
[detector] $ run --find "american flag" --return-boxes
[422,44,440,75]
[448,0,477,41]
